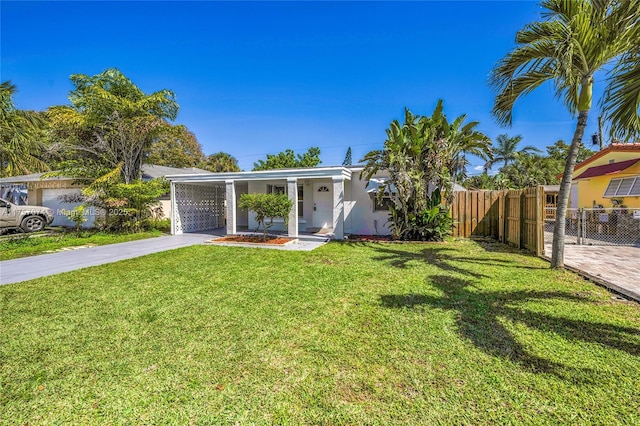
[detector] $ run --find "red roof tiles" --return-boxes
[573,158,640,180]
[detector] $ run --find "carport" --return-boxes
[169,181,226,234]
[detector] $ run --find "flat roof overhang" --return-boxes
[166,166,352,184]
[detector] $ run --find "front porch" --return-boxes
[166,167,353,240]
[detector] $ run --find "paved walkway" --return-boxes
[544,244,640,302]
[0,230,329,286]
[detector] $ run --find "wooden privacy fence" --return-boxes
[451,187,545,256]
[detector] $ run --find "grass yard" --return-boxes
[1,239,638,424]
[0,230,163,261]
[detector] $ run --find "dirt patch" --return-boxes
[211,235,293,245]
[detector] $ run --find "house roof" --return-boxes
[0,165,211,184]
[0,172,70,184]
[141,165,211,179]
[573,158,640,180]
[574,143,640,173]
[166,166,353,183]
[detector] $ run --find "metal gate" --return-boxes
[545,207,640,246]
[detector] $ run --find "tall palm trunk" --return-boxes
[551,110,589,268]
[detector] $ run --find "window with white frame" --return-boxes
[267,184,304,217]
[267,184,285,195]
[297,185,303,217]
[603,176,640,197]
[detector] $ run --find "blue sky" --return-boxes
[2,1,605,172]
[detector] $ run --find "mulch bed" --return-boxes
[346,234,394,242]
[345,234,448,244]
[212,235,293,245]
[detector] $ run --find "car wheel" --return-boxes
[21,215,45,232]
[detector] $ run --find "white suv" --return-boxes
[0,198,54,232]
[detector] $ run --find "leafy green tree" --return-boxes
[73,163,169,232]
[0,81,50,177]
[342,147,352,166]
[540,139,594,182]
[238,193,293,241]
[102,179,169,232]
[203,152,241,172]
[146,125,205,168]
[484,134,540,172]
[361,100,490,240]
[500,154,558,187]
[48,68,179,183]
[463,173,511,190]
[546,140,593,164]
[464,140,594,190]
[252,147,321,171]
[491,0,639,269]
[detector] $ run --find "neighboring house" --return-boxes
[543,184,560,220]
[166,166,467,240]
[0,173,87,227]
[570,143,640,209]
[0,165,210,227]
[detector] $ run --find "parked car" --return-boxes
[0,197,54,232]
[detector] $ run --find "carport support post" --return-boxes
[287,178,298,238]
[225,180,236,236]
[332,176,345,240]
[170,181,178,235]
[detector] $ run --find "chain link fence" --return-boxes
[545,207,640,246]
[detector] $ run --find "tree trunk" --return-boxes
[551,110,589,269]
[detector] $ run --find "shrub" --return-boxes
[148,218,171,233]
[84,178,169,233]
[388,189,453,241]
[238,193,293,241]
[61,205,88,232]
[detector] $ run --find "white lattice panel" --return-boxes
[174,184,225,233]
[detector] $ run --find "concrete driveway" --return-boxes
[544,244,640,302]
[0,230,223,285]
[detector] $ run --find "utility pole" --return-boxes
[598,115,604,150]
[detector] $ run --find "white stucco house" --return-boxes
[167,166,466,240]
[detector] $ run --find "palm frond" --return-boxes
[603,50,640,141]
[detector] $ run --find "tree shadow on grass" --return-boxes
[370,243,640,379]
[369,245,546,279]
[380,274,640,380]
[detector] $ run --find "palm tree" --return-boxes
[484,134,540,171]
[604,48,640,141]
[446,112,493,189]
[490,0,639,269]
[0,81,49,177]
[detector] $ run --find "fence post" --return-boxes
[519,190,525,249]
[579,208,585,245]
[536,186,544,256]
[498,191,505,243]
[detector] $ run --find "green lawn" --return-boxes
[0,230,163,260]
[1,240,638,424]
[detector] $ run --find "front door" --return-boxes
[313,183,332,229]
